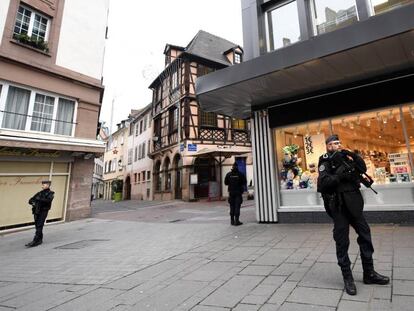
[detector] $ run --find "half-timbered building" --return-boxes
[149,30,253,201]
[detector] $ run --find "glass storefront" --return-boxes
[274,104,414,209]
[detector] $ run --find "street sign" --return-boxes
[188,144,197,152]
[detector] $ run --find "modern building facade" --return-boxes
[0,0,109,231]
[124,104,153,200]
[197,0,414,223]
[103,120,129,200]
[149,30,253,202]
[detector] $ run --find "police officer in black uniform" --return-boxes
[317,134,389,295]
[26,180,55,247]
[225,163,247,226]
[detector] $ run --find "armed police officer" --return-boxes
[317,135,389,296]
[225,163,247,226]
[26,180,55,247]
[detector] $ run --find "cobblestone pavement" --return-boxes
[0,200,413,310]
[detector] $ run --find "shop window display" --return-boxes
[274,105,414,208]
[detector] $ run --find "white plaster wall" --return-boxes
[0,0,11,46]
[56,0,109,79]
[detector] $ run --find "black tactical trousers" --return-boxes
[228,194,242,217]
[331,201,374,276]
[34,209,49,242]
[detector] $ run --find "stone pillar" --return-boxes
[66,157,94,221]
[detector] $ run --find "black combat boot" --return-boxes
[230,216,235,226]
[342,269,356,296]
[234,216,243,226]
[25,238,42,247]
[343,276,357,295]
[363,270,390,285]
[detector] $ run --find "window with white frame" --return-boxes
[234,53,242,64]
[128,148,133,165]
[14,5,50,42]
[134,146,138,162]
[0,82,76,135]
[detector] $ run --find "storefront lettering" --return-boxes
[0,177,45,186]
[0,147,60,158]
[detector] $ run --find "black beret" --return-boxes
[325,134,339,144]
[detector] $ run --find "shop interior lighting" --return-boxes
[396,113,401,122]
[366,119,371,127]
[383,116,387,124]
[294,127,298,138]
[410,106,414,119]
[349,122,354,129]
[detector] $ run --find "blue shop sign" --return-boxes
[188,144,197,152]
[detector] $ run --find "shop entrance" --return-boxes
[173,154,182,199]
[194,158,216,198]
[124,176,131,200]
[0,161,69,231]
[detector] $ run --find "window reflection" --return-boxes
[370,0,414,15]
[267,1,301,51]
[311,0,359,35]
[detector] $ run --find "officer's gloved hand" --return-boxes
[341,149,356,161]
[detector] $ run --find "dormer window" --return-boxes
[234,52,242,64]
[13,5,50,52]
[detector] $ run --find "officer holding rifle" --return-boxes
[317,134,389,296]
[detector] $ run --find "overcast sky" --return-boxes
[101,0,243,132]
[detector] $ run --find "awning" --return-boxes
[196,4,414,119]
[185,147,250,159]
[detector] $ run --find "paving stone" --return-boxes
[250,284,278,296]
[372,285,392,300]
[254,249,295,266]
[133,280,207,310]
[233,303,261,311]
[51,288,124,311]
[287,267,309,282]
[201,275,263,308]
[182,262,235,282]
[239,265,275,276]
[392,295,414,311]
[259,304,281,311]
[368,299,393,310]
[272,263,300,276]
[286,286,342,307]
[394,267,414,280]
[191,306,229,311]
[241,295,269,305]
[393,280,414,296]
[262,275,287,287]
[278,302,335,311]
[337,300,369,311]
[299,263,343,290]
[394,248,414,267]
[268,281,298,305]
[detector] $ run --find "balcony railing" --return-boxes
[199,126,251,144]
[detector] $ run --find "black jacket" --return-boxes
[225,168,247,195]
[317,150,367,217]
[29,189,55,211]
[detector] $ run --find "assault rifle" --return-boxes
[332,151,378,194]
